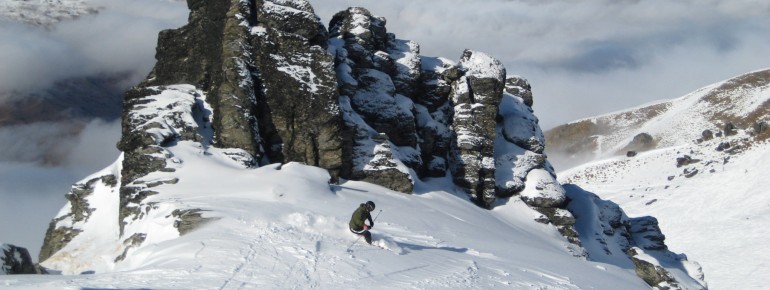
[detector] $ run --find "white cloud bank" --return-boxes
[0,119,121,260]
[2,0,767,124]
[0,0,188,96]
[0,0,186,259]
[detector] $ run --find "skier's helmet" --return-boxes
[365,201,375,211]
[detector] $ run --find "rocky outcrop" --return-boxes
[133,2,562,205]
[565,184,707,289]
[329,7,418,192]
[108,0,343,247]
[39,174,118,262]
[117,85,209,235]
[448,50,505,208]
[628,247,680,289]
[619,132,656,154]
[144,0,343,173]
[39,1,576,265]
[1,244,37,274]
[249,0,343,175]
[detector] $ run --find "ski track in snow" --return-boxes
[560,138,770,290]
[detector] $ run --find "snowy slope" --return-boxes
[558,71,770,289]
[546,69,770,169]
[561,141,770,290]
[0,141,653,289]
[1,84,705,289]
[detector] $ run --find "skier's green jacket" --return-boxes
[349,203,373,231]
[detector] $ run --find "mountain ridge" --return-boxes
[546,68,770,169]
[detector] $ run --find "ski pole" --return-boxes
[347,234,364,252]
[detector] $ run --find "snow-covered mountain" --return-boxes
[554,69,770,289]
[2,0,709,289]
[546,69,770,169]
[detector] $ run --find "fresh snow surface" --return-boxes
[459,50,505,82]
[560,137,770,290]
[557,70,770,289]
[557,68,770,161]
[1,139,654,288]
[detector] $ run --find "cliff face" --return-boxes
[122,1,556,208]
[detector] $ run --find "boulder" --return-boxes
[724,122,738,136]
[1,244,36,274]
[716,141,731,152]
[701,129,714,141]
[519,169,566,208]
[628,247,680,288]
[504,76,533,107]
[619,132,656,154]
[676,155,701,167]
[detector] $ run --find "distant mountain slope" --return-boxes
[557,70,770,289]
[546,69,770,169]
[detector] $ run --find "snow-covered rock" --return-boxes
[557,69,770,289]
[329,7,418,192]
[566,184,706,289]
[447,50,504,208]
[1,244,36,274]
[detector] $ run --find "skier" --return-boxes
[349,201,375,244]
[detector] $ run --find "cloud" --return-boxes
[0,0,182,258]
[62,119,122,171]
[0,162,75,261]
[310,0,770,128]
[0,119,120,260]
[0,119,120,172]
[0,0,188,96]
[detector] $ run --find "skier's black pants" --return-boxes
[350,227,372,244]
